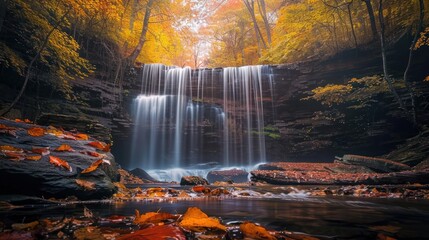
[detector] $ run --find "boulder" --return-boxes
[0,119,117,199]
[180,176,209,186]
[130,168,158,182]
[207,169,249,183]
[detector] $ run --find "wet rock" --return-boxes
[130,168,158,182]
[0,119,117,199]
[180,176,209,186]
[37,113,112,144]
[338,155,411,173]
[207,169,249,183]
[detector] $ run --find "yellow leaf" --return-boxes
[179,207,226,232]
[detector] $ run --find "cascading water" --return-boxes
[130,64,275,181]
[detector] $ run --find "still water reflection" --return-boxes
[2,195,428,239]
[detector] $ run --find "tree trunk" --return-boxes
[362,0,378,40]
[377,0,406,113]
[0,8,71,117]
[347,2,358,48]
[257,0,271,45]
[129,0,138,31]
[0,0,7,33]
[243,0,268,55]
[127,0,154,65]
[403,0,425,126]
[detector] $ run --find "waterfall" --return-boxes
[130,64,275,180]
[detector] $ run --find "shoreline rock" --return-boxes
[0,118,117,199]
[207,169,249,183]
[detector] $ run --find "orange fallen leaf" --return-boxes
[87,141,109,151]
[14,119,31,123]
[179,207,226,232]
[240,222,276,240]
[0,124,16,130]
[102,143,111,152]
[134,210,176,225]
[54,144,74,152]
[75,179,95,190]
[81,159,110,174]
[117,225,186,240]
[2,152,25,161]
[0,145,24,153]
[49,156,72,172]
[81,151,101,158]
[27,127,45,137]
[25,155,42,161]
[192,185,210,193]
[32,147,50,156]
[74,133,89,140]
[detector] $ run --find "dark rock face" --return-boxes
[130,168,158,182]
[180,176,209,185]
[206,169,249,183]
[0,119,117,199]
[37,113,112,144]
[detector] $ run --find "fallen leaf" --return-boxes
[81,151,102,158]
[55,144,74,152]
[75,179,96,190]
[134,210,176,225]
[0,145,24,153]
[46,128,64,137]
[14,119,31,123]
[74,133,89,140]
[2,152,25,161]
[49,156,72,172]
[117,225,186,240]
[25,155,42,161]
[81,159,110,174]
[102,143,111,152]
[11,221,39,231]
[192,185,210,193]
[240,222,276,240]
[88,141,106,150]
[32,147,50,155]
[178,191,190,198]
[84,206,94,218]
[179,207,226,232]
[88,141,110,152]
[27,127,45,137]
[74,226,104,240]
[0,124,16,130]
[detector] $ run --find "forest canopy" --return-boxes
[0,0,428,84]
